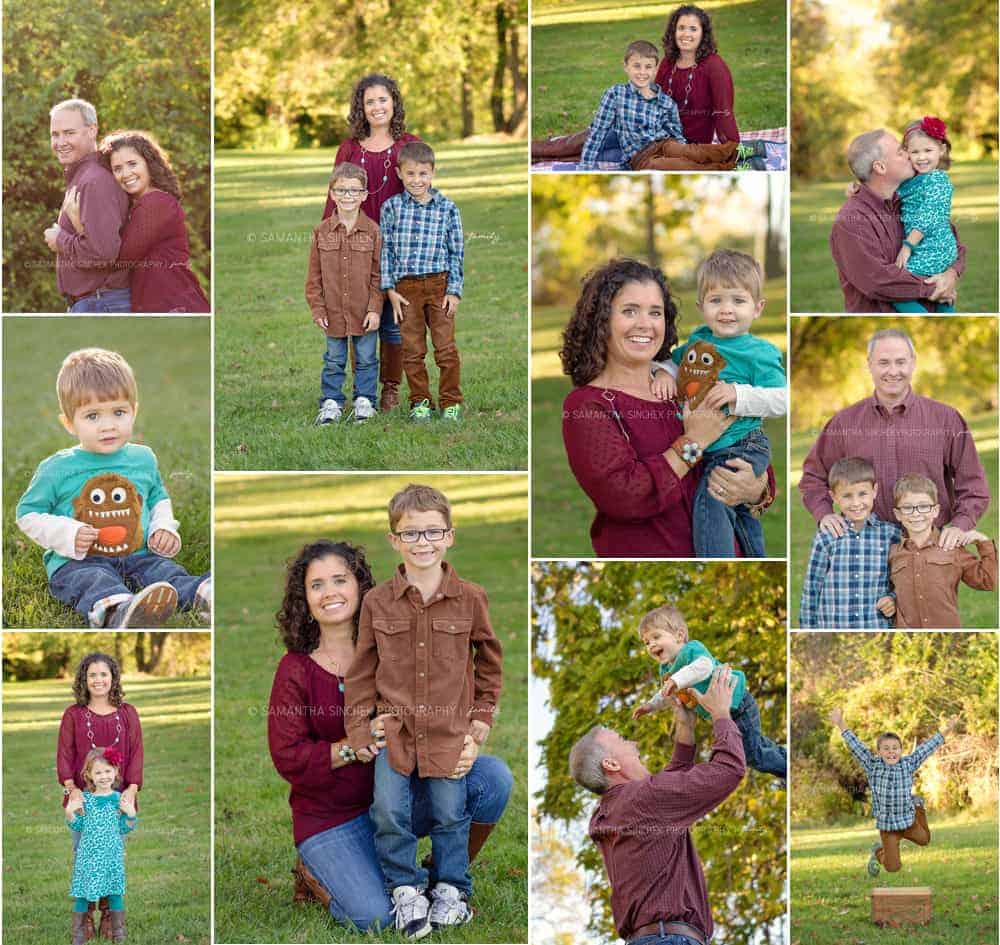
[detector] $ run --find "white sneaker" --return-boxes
[428,882,473,928]
[391,886,431,939]
[194,577,212,622]
[315,399,342,425]
[353,396,375,423]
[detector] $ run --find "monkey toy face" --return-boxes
[72,473,144,556]
[676,341,727,410]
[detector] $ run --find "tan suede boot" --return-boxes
[109,910,126,943]
[379,341,403,412]
[71,912,89,945]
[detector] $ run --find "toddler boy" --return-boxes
[578,41,747,171]
[652,250,786,557]
[345,483,503,936]
[829,707,957,874]
[380,142,465,423]
[305,161,382,425]
[16,348,211,628]
[889,473,996,627]
[799,457,901,628]
[631,605,785,777]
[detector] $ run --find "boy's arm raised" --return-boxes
[905,731,945,770]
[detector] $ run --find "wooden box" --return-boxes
[871,886,932,926]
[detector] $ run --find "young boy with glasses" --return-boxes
[306,161,383,425]
[345,483,503,936]
[888,473,995,627]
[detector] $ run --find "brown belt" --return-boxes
[629,920,707,945]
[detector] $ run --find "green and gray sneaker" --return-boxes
[441,404,462,422]
[409,400,433,423]
[867,841,882,876]
[735,140,767,170]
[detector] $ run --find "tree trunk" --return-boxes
[461,62,475,137]
[490,3,510,132]
[765,176,785,277]
[645,178,659,268]
[506,14,527,133]
[134,633,170,673]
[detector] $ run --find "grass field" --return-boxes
[531,0,787,138]
[213,473,528,943]
[2,672,211,945]
[531,278,788,558]
[1,318,211,628]
[214,140,528,471]
[789,412,999,628]
[791,816,998,945]
[790,162,999,313]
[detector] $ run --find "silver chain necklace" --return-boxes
[85,707,123,750]
[358,141,395,197]
[667,61,697,113]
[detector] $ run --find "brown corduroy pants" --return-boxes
[630,138,738,171]
[877,803,931,872]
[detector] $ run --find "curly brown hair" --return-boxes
[559,258,678,387]
[661,5,717,64]
[72,653,125,707]
[99,130,182,200]
[277,540,376,652]
[347,74,407,141]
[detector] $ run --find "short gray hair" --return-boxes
[847,129,887,182]
[569,725,612,795]
[50,98,97,126]
[867,328,916,358]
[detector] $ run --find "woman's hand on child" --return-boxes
[650,369,677,401]
[682,402,733,450]
[119,794,137,817]
[700,383,737,411]
[894,245,912,269]
[74,524,99,557]
[876,596,896,617]
[148,529,180,557]
[369,714,389,750]
[362,311,380,332]
[388,289,409,323]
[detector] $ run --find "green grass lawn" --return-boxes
[790,162,999,313]
[531,0,787,138]
[791,816,998,945]
[1,318,211,628]
[789,411,999,628]
[2,672,211,945]
[213,473,528,943]
[214,140,528,471]
[531,278,788,557]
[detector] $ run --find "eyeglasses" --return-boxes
[394,528,451,543]
[331,188,365,198]
[895,504,937,515]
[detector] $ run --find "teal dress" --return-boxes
[897,170,958,276]
[68,791,137,900]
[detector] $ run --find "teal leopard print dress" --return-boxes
[68,791,137,900]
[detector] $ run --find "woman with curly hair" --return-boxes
[57,652,143,940]
[322,75,422,411]
[267,540,513,932]
[561,258,773,556]
[61,130,209,312]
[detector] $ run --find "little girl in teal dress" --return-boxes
[893,116,957,313]
[66,748,137,944]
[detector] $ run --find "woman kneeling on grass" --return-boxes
[267,540,513,930]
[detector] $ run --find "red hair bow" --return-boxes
[921,116,947,141]
[102,747,124,768]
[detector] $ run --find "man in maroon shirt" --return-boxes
[798,329,990,552]
[829,129,964,313]
[568,667,745,945]
[43,99,130,312]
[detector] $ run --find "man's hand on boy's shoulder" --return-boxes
[148,529,180,557]
[961,529,990,545]
[819,513,849,538]
[74,523,98,557]
[937,525,968,551]
[444,294,460,317]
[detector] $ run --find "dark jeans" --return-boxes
[629,936,702,945]
[319,332,378,406]
[732,690,786,778]
[68,288,132,313]
[379,295,402,345]
[50,553,207,626]
[693,427,770,558]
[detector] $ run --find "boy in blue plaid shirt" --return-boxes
[380,141,464,423]
[829,707,957,874]
[799,457,901,628]
[578,40,742,171]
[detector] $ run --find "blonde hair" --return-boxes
[388,483,452,530]
[57,348,137,418]
[893,474,937,506]
[697,249,763,301]
[330,161,367,189]
[624,40,659,62]
[80,748,121,791]
[638,604,688,640]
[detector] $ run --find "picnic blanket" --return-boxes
[531,127,788,172]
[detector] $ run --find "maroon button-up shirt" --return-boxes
[54,152,129,298]
[345,562,504,778]
[799,390,990,532]
[589,720,745,942]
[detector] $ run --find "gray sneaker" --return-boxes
[352,396,375,423]
[391,886,431,939]
[867,841,882,876]
[194,577,212,623]
[315,399,342,425]
[106,582,177,629]
[428,882,473,928]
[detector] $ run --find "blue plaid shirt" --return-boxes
[799,516,901,629]
[842,729,944,831]
[579,82,686,169]
[379,188,464,297]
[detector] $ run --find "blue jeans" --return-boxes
[732,690,786,778]
[629,936,702,945]
[68,288,132,313]
[320,332,378,406]
[297,753,511,931]
[372,750,471,894]
[379,296,402,345]
[693,427,770,558]
[50,553,208,626]
[595,129,625,165]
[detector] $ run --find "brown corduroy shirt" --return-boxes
[345,562,503,777]
[304,210,383,336]
[890,528,997,628]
